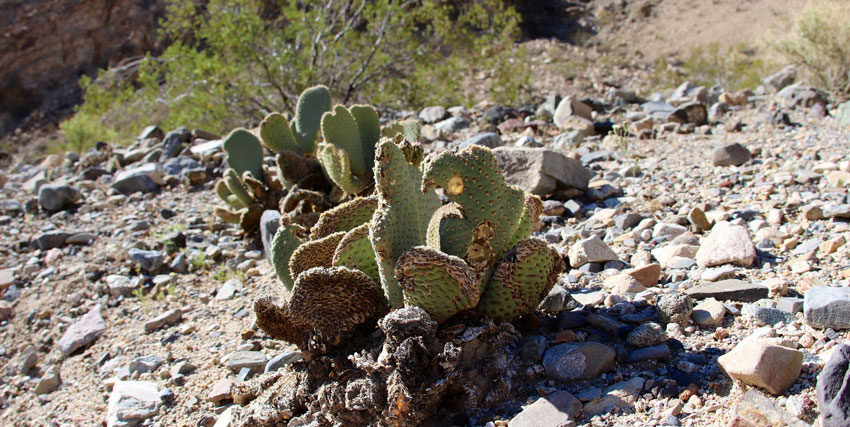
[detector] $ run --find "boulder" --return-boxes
[492,146,593,196]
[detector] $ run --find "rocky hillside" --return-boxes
[1,63,850,426]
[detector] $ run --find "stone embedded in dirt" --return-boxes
[508,390,581,427]
[32,231,72,250]
[0,300,13,321]
[818,343,850,427]
[38,184,82,213]
[650,244,698,268]
[106,275,138,297]
[668,102,707,126]
[776,297,804,314]
[730,389,807,427]
[717,339,803,395]
[143,308,182,333]
[656,293,694,327]
[543,342,615,381]
[568,235,619,268]
[58,304,107,356]
[128,248,165,273]
[804,286,850,329]
[711,143,751,167]
[695,221,755,267]
[34,365,61,395]
[742,305,796,327]
[626,344,670,363]
[492,146,593,196]
[207,378,235,403]
[625,322,666,348]
[418,106,447,124]
[0,268,16,290]
[686,279,768,302]
[107,381,161,427]
[225,351,268,373]
[691,298,726,328]
[128,355,163,375]
[582,377,645,417]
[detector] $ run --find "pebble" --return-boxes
[144,309,183,333]
[691,298,726,327]
[224,351,268,373]
[626,344,670,363]
[128,248,165,273]
[711,143,751,166]
[625,322,666,348]
[34,365,61,395]
[656,293,693,327]
[264,351,303,373]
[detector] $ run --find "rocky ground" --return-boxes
[2,67,850,427]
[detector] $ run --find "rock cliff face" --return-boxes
[0,0,164,134]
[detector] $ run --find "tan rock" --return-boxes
[651,244,699,268]
[604,273,646,295]
[695,221,756,267]
[207,378,234,403]
[820,235,846,255]
[717,339,803,395]
[691,298,726,327]
[626,263,661,287]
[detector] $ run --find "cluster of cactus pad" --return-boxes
[215,85,423,232]
[253,138,565,351]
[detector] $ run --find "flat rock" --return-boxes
[717,339,803,395]
[804,287,850,329]
[818,343,850,427]
[107,381,161,427]
[32,231,72,250]
[265,351,303,373]
[730,389,808,427]
[568,235,619,267]
[492,146,593,195]
[225,351,268,372]
[742,305,796,326]
[626,344,670,363]
[508,391,581,427]
[543,342,615,381]
[106,275,138,297]
[695,221,755,267]
[711,143,751,166]
[144,309,182,333]
[207,378,234,403]
[626,263,661,287]
[58,304,107,356]
[582,377,645,417]
[34,365,61,395]
[112,163,163,195]
[686,279,768,302]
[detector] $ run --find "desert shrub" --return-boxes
[652,42,770,92]
[71,0,528,141]
[772,0,850,100]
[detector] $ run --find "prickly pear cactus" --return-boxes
[382,119,421,143]
[395,246,479,322]
[223,128,264,180]
[370,139,441,308]
[259,85,331,155]
[310,196,378,239]
[318,104,381,194]
[333,224,381,287]
[476,238,564,321]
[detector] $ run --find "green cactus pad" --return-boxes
[310,196,378,239]
[369,140,441,308]
[426,203,473,257]
[349,105,380,168]
[256,265,384,349]
[422,145,528,261]
[215,180,241,208]
[508,194,544,250]
[223,128,264,180]
[271,224,306,290]
[224,169,254,208]
[321,105,368,176]
[316,142,371,194]
[382,119,421,143]
[292,85,331,152]
[332,224,381,287]
[476,238,564,322]
[395,246,479,323]
[260,112,298,153]
[289,231,346,279]
[242,172,268,200]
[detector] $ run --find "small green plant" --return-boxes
[772,0,850,100]
[132,288,152,314]
[58,112,118,154]
[213,268,243,283]
[189,250,209,271]
[652,43,770,91]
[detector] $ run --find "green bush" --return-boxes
[652,42,770,92]
[72,0,528,140]
[772,0,850,100]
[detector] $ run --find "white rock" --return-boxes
[107,381,161,427]
[696,221,756,267]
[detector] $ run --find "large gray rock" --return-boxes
[418,106,447,124]
[763,65,797,92]
[686,279,768,302]
[543,342,615,381]
[805,287,850,329]
[112,163,163,195]
[695,221,756,267]
[38,184,82,212]
[107,381,161,427]
[162,126,191,158]
[128,248,165,273]
[260,210,282,262]
[776,83,828,109]
[459,132,502,149]
[508,391,581,427]
[711,143,751,167]
[58,304,107,356]
[492,147,593,196]
[818,343,850,427]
